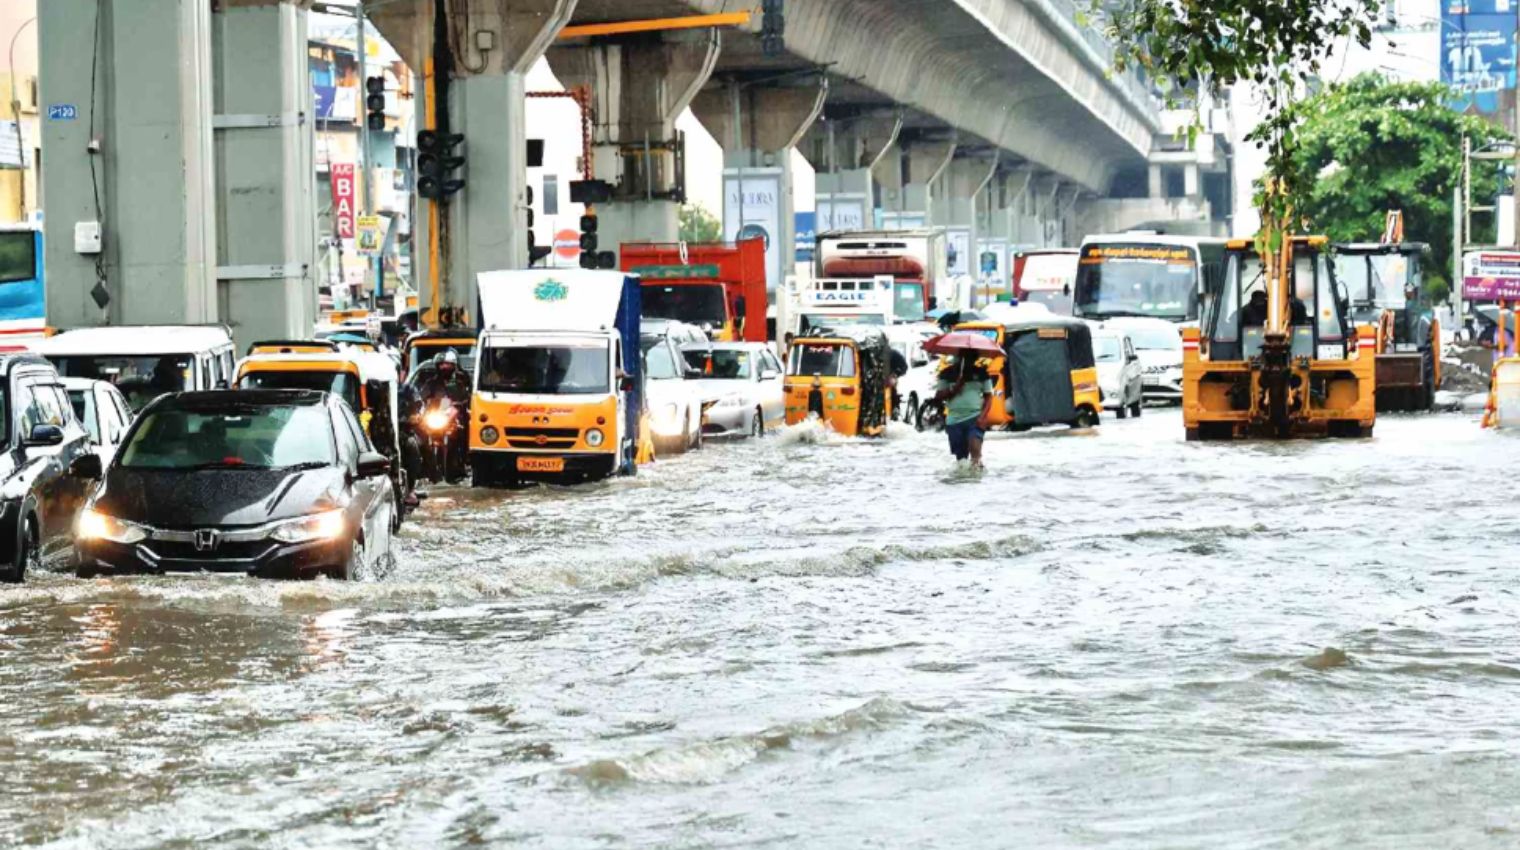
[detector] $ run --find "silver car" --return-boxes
[681,343,786,437]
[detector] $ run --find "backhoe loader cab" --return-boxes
[1183,236,1377,440]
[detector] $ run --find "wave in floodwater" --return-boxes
[3,411,1520,849]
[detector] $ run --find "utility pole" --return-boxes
[356,1,379,308]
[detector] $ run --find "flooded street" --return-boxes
[2,408,1518,848]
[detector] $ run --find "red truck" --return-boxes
[620,239,768,342]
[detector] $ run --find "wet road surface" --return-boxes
[2,408,1518,848]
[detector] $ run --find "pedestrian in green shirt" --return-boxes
[934,357,992,468]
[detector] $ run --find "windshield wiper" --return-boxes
[273,461,330,471]
[187,461,273,470]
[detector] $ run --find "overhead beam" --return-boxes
[558,12,750,40]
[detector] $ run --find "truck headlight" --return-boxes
[78,509,147,545]
[271,510,346,544]
[585,428,605,447]
[480,426,500,445]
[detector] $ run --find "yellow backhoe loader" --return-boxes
[1183,235,1377,439]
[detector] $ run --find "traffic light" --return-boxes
[526,186,550,265]
[417,130,465,200]
[365,76,386,132]
[579,212,598,268]
[761,0,784,57]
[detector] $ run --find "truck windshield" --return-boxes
[642,284,728,327]
[1074,243,1200,321]
[788,343,856,378]
[894,283,926,321]
[478,343,609,394]
[51,354,193,412]
[239,370,362,414]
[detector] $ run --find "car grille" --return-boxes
[505,427,580,438]
[1143,365,1173,375]
[140,539,275,562]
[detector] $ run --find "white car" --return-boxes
[61,377,134,465]
[1102,317,1183,403]
[640,321,706,454]
[681,343,785,437]
[1094,329,1144,419]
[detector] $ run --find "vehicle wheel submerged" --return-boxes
[751,409,764,437]
[3,516,39,584]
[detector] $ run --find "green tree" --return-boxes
[1097,0,1382,257]
[1287,73,1506,303]
[679,203,723,243]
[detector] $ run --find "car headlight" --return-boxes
[585,428,605,447]
[270,510,347,544]
[78,508,147,545]
[480,425,500,445]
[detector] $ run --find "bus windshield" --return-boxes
[893,283,926,321]
[1074,243,1200,322]
[0,230,36,284]
[641,283,728,327]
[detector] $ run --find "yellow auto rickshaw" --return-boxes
[948,316,1102,430]
[235,347,409,521]
[784,325,894,436]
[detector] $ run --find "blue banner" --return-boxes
[794,211,816,264]
[1442,1,1517,122]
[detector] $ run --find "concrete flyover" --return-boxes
[567,0,1160,193]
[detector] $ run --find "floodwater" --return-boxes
[2,409,1518,848]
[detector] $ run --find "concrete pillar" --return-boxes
[898,137,955,224]
[382,0,575,328]
[1148,163,1163,199]
[211,0,317,350]
[933,156,997,279]
[547,29,719,246]
[691,78,827,293]
[802,112,900,232]
[39,0,218,328]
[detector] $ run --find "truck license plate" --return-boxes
[517,456,565,473]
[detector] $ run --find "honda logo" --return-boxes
[194,529,220,552]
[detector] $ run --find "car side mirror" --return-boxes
[619,376,636,393]
[1127,353,1139,363]
[356,451,390,478]
[760,368,779,380]
[23,424,64,448]
[69,453,103,480]
[683,366,703,379]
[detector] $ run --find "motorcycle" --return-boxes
[416,399,467,483]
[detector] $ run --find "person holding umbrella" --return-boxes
[925,331,1000,468]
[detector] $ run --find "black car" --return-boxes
[0,355,94,582]
[73,390,396,580]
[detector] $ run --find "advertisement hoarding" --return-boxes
[1464,249,1520,300]
[1442,0,1518,126]
[723,168,783,291]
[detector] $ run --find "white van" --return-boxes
[36,326,237,412]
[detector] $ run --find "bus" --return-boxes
[0,223,45,343]
[1072,233,1226,324]
[1012,248,1079,314]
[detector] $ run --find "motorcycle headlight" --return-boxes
[585,428,605,447]
[480,425,500,445]
[78,508,147,545]
[271,510,347,544]
[423,410,451,432]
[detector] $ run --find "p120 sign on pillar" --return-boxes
[331,163,356,240]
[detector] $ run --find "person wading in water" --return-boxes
[933,356,993,469]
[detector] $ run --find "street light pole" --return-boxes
[356,1,380,308]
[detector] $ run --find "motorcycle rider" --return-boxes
[415,350,472,481]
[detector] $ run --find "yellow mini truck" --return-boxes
[1184,236,1377,440]
[784,326,894,436]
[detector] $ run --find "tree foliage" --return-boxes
[1287,73,1506,302]
[1097,0,1383,251]
[678,203,723,243]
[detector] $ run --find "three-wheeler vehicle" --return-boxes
[784,325,894,436]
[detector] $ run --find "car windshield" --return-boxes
[642,341,680,380]
[684,349,752,379]
[1094,336,1123,362]
[408,343,475,374]
[67,389,98,442]
[893,282,926,321]
[788,342,856,377]
[52,354,192,412]
[1120,325,1182,351]
[239,370,362,413]
[478,342,609,394]
[119,404,335,470]
[641,283,728,327]
[1074,243,1199,321]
